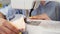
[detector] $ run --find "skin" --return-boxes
[0,12,20,34]
[0,1,50,34]
[29,13,51,20]
[0,12,6,19]
[29,1,51,20]
[40,1,46,5]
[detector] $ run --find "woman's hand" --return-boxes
[0,12,6,19]
[0,18,20,34]
[29,13,51,20]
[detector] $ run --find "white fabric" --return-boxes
[0,5,12,16]
[26,20,60,34]
[10,14,25,31]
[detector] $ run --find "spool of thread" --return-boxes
[0,3,2,8]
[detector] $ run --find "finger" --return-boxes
[37,17,50,20]
[19,28,25,32]
[0,30,6,34]
[37,15,50,20]
[29,17,37,19]
[39,17,50,20]
[0,18,20,34]
[42,16,51,20]
[0,26,17,34]
[41,14,51,20]
[0,12,5,19]
[3,21,20,34]
[29,17,40,20]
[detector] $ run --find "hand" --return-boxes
[0,12,6,19]
[0,18,20,34]
[29,13,51,20]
